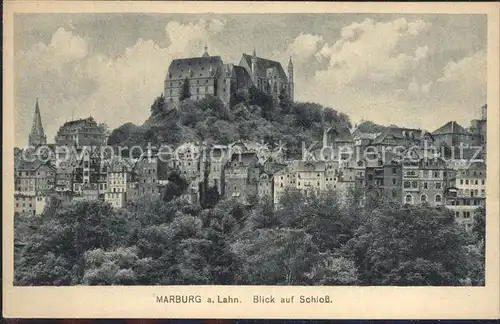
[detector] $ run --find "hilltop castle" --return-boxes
[164,46,294,106]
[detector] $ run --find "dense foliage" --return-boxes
[14,188,485,286]
[107,87,352,158]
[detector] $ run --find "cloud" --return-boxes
[15,19,227,146]
[407,80,432,95]
[282,17,484,132]
[288,33,325,61]
[437,50,486,90]
[312,18,432,89]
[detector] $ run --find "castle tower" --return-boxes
[481,104,487,120]
[288,56,294,101]
[202,43,209,57]
[28,98,47,147]
[251,47,258,84]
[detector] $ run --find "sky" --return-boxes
[14,13,487,147]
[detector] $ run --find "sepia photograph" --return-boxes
[3,1,499,320]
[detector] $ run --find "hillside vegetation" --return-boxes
[108,87,352,158]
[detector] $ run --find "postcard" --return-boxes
[3,1,499,319]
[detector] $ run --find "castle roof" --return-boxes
[167,55,223,81]
[241,53,288,80]
[432,121,469,135]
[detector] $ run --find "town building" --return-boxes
[370,126,424,150]
[416,157,448,207]
[104,157,136,208]
[224,151,260,204]
[14,160,56,216]
[469,104,487,159]
[365,153,403,203]
[134,148,167,197]
[445,161,486,232]
[432,121,474,149]
[55,116,107,147]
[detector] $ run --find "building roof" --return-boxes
[432,121,469,135]
[108,156,136,172]
[354,132,380,140]
[60,117,97,128]
[14,159,55,172]
[167,55,223,81]
[241,53,288,80]
[296,160,326,172]
[371,126,423,145]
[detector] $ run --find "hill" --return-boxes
[108,86,352,159]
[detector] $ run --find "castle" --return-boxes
[163,46,294,106]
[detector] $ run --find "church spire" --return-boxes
[29,98,47,147]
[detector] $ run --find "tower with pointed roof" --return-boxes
[202,44,209,57]
[28,98,47,147]
[251,47,258,83]
[288,56,294,101]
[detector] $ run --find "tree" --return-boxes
[231,228,318,285]
[179,77,191,101]
[247,86,275,120]
[306,254,358,285]
[201,186,220,209]
[472,206,485,244]
[163,171,189,202]
[356,120,387,133]
[98,122,111,137]
[343,205,469,285]
[276,188,358,252]
[150,94,165,116]
[15,200,131,285]
[83,247,140,285]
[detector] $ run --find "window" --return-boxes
[420,194,427,203]
[482,179,485,185]
[412,181,418,188]
[404,181,410,188]
[460,179,464,185]
[392,167,397,175]
[423,182,428,189]
[435,182,442,189]
[465,179,469,185]
[475,180,478,185]
[392,178,397,185]
[435,194,442,203]
[405,194,413,204]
